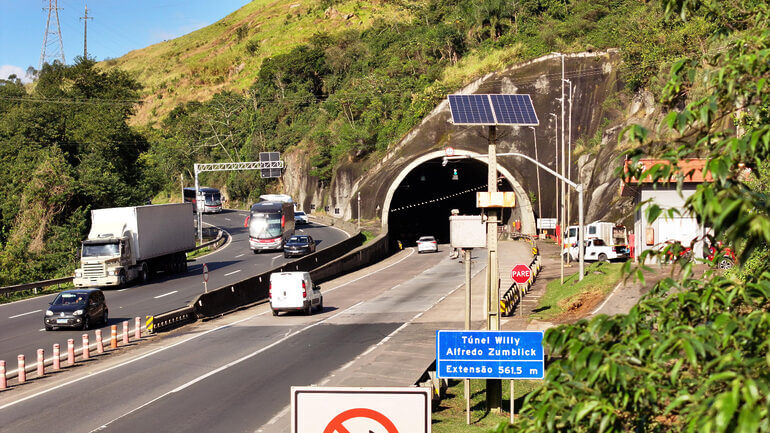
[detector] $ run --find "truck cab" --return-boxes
[74,235,133,288]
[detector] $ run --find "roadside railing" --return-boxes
[0,229,228,299]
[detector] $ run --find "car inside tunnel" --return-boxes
[387,157,514,247]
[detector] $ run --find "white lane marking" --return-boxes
[153,291,178,299]
[8,309,41,319]
[224,218,231,221]
[0,310,266,411]
[258,405,291,431]
[271,254,282,265]
[224,270,241,277]
[235,253,245,258]
[88,302,364,433]
[117,288,128,292]
[591,281,625,315]
[323,248,415,294]
[38,328,45,332]
[0,246,415,411]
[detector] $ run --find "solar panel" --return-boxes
[489,94,539,126]
[448,94,496,125]
[448,94,539,126]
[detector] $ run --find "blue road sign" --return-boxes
[436,330,545,379]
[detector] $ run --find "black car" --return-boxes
[284,235,316,258]
[44,289,108,331]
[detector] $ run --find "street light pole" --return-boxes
[564,78,573,265]
[548,113,558,230]
[549,113,563,284]
[529,126,542,238]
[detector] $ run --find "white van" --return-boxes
[269,272,323,316]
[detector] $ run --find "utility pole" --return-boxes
[529,127,542,238]
[40,0,66,68]
[357,191,361,231]
[565,79,573,263]
[560,54,566,284]
[80,4,93,59]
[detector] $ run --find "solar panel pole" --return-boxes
[529,127,543,238]
[485,124,503,413]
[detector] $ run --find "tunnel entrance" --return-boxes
[387,157,514,247]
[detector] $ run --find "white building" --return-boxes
[622,159,709,263]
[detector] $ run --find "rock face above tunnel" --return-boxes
[285,50,633,235]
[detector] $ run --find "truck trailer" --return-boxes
[73,203,196,288]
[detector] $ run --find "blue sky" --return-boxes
[1,0,250,82]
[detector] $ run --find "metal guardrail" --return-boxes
[0,276,74,297]
[0,230,228,298]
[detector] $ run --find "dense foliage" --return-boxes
[151,0,714,192]
[0,59,157,285]
[500,0,770,431]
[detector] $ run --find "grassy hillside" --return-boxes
[101,0,414,124]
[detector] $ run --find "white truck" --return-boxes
[73,203,195,288]
[563,238,629,262]
[269,272,322,316]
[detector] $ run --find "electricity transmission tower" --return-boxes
[40,0,66,68]
[80,4,93,59]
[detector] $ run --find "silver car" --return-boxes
[294,211,309,225]
[416,236,438,253]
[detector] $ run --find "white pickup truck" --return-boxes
[563,238,629,262]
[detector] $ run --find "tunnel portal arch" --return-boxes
[382,150,536,236]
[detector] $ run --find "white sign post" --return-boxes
[291,386,431,433]
[202,263,209,293]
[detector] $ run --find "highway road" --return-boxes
[0,246,477,432]
[0,209,349,375]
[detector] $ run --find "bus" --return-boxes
[183,187,223,213]
[258,194,298,211]
[247,201,295,253]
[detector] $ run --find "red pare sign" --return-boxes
[511,264,531,284]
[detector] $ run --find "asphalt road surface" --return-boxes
[0,246,468,432]
[0,210,349,376]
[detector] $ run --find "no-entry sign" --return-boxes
[291,386,431,433]
[511,264,531,284]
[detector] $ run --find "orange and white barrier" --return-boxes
[37,349,45,377]
[82,334,90,360]
[134,317,141,340]
[1,360,6,389]
[111,325,118,349]
[53,344,60,370]
[17,355,25,384]
[67,339,75,365]
[96,330,104,354]
[122,321,129,344]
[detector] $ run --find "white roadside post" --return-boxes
[203,263,209,293]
